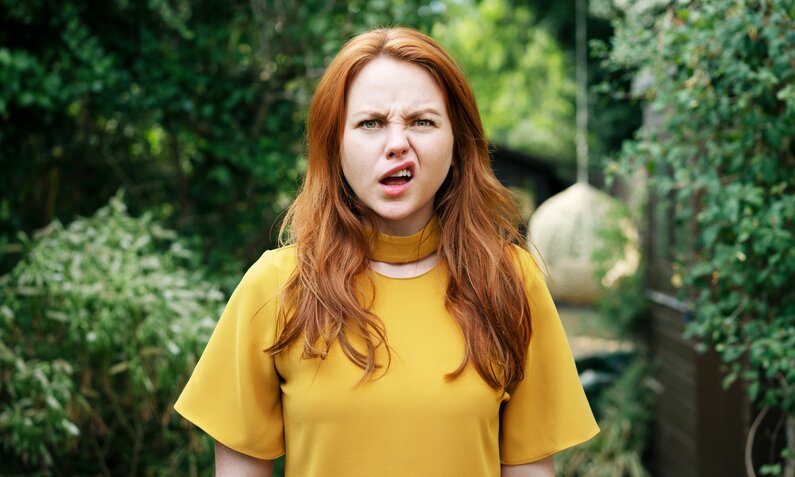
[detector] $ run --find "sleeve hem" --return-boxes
[499,425,600,466]
[174,403,285,461]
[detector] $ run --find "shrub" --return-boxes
[604,0,794,470]
[0,193,224,476]
[556,358,657,477]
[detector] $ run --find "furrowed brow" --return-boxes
[407,108,442,118]
[350,110,388,119]
[348,108,442,121]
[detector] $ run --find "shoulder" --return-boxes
[506,244,545,287]
[244,245,298,285]
[233,245,298,308]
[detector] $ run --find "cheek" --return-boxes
[339,153,354,186]
[339,146,365,192]
[339,135,355,180]
[426,134,454,174]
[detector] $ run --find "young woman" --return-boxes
[175,27,598,477]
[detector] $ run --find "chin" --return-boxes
[371,206,418,222]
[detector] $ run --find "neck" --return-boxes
[372,207,435,236]
[369,215,440,264]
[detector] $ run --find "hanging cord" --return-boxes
[575,0,589,185]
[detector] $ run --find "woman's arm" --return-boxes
[501,456,555,477]
[215,440,274,477]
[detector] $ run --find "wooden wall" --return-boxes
[645,293,748,476]
[645,187,750,476]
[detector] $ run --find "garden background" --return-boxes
[1,0,792,476]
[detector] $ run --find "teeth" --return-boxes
[389,168,411,178]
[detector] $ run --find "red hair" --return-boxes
[267,27,532,390]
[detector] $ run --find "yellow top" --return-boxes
[175,236,598,476]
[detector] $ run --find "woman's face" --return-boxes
[341,57,454,236]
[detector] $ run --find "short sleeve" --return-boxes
[174,250,285,459]
[499,251,599,464]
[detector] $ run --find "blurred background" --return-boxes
[1,1,792,476]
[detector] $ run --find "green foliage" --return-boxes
[0,193,225,476]
[606,0,795,419]
[564,197,653,474]
[0,0,438,272]
[433,0,576,161]
[556,358,657,477]
[592,202,648,338]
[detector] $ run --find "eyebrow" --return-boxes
[350,108,443,118]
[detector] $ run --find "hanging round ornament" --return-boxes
[527,182,640,304]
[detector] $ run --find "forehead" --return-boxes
[346,57,447,113]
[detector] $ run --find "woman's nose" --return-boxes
[384,125,409,158]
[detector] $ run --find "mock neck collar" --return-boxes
[369,216,440,264]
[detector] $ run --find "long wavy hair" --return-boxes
[267,27,533,391]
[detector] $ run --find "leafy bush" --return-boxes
[607,0,794,413]
[604,0,794,470]
[0,193,224,476]
[433,0,576,160]
[557,358,657,477]
[0,0,439,271]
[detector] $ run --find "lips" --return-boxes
[379,161,415,183]
[379,161,415,197]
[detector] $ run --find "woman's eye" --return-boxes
[415,119,434,127]
[360,120,380,129]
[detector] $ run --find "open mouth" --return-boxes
[380,168,412,186]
